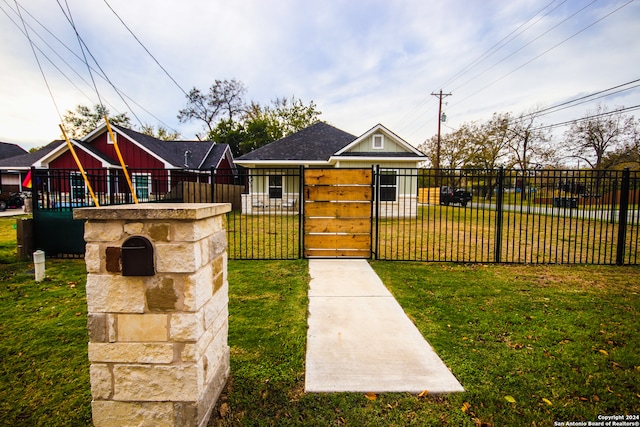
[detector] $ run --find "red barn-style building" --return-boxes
[0,123,235,205]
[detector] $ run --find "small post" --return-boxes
[33,250,45,282]
[616,168,631,265]
[495,167,505,263]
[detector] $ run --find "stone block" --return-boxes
[117,314,168,342]
[88,313,107,343]
[107,314,117,342]
[170,312,204,342]
[84,244,101,273]
[183,263,214,312]
[209,231,227,258]
[203,284,228,329]
[91,401,174,427]
[88,342,174,364]
[84,220,124,242]
[105,247,121,273]
[155,242,202,273]
[113,364,199,401]
[123,221,144,235]
[197,349,230,426]
[172,215,224,242]
[86,274,146,314]
[90,364,112,400]
[147,223,170,242]
[146,277,178,311]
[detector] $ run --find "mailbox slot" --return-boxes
[122,236,154,276]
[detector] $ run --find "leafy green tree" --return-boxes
[62,104,131,139]
[209,97,322,156]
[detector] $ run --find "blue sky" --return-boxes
[1,0,639,150]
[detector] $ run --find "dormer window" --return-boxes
[107,133,117,145]
[373,134,384,150]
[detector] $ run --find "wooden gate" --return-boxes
[304,168,373,258]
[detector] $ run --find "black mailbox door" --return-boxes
[122,236,155,276]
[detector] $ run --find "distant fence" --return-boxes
[29,166,639,265]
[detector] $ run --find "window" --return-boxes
[373,134,384,150]
[268,175,283,199]
[379,171,397,202]
[70,172,86,200]
[133,173,152,201]
[107,132,117,145]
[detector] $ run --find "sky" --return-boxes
[1,0,639,151]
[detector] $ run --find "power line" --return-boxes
[451,0,597,94]
[450,0,635,109]
[441,0,567,90]
[533,104,640,131]
[55,0,145,127]
[11,0,64,123]
[102,0,188,97]
[5,1,178,132]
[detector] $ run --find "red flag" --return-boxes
[22,170,32,189]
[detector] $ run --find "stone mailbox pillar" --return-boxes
[74,203,231,427]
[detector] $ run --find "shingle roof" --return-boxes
[114,125,227,169]
[237,122,356,161]
[0,140,64,168]
[0,142,28,160]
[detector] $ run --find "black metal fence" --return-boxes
[30,166,639,265]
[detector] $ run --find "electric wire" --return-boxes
[7,0,178,133]
[396,0,565,133]
[102,0,188,97]
[451,0,597,93]
[450,0,635,109]
[11,0,64,123]
[441,0,566,90]
[532,104,640,131]
[0,1,97,105]
[55,0,145,128]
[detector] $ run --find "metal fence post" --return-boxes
[31,166,38,211]
[616,168,631,265]
[299,165,304,259]
[374,165,380,260]
[495,167,505,263]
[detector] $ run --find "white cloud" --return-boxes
[0,0,638,151]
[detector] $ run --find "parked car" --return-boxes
[440,186,472,207]
[0,192,25,212]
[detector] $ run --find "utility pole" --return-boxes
[431,89,452,188]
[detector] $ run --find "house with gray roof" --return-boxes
[234,122,426,216]
[0,142,29,192]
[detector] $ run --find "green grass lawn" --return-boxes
[1,214,639,426]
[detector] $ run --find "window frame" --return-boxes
[379,170,397,202]
[132,172,152,201]
[268,174,283,199]
[372,134,384,150]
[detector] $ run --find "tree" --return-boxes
[177,79,247,139]
[209,97,322,156]
[62,104,130,139]
[139,124,180,141]
[505,108,555,171]
[564,104,636,169]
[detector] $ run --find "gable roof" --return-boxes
[109,125,231,170]
[333,123,425,158]
[0,142,28,160]
[0,125,234,172]
[236,122,356,164]
[0,140,64,170]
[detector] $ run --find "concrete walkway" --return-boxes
[305,259,464,394]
